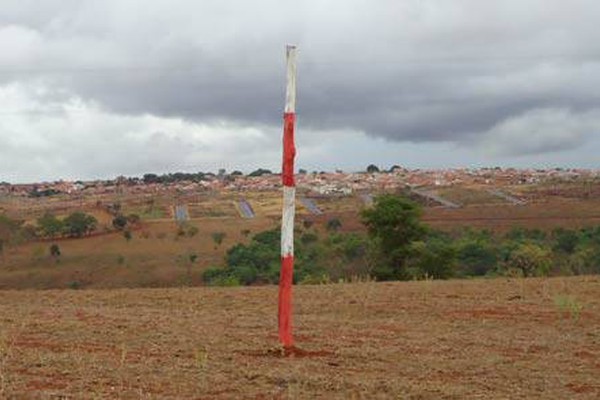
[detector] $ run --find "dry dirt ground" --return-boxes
[1,276,599,399]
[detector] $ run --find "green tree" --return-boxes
[568,245,600,275]
[63,212,97,238]
[361,194,426,280]
[551,228,579,254]
[406,239,457,279]
[248,168,272,177]
[37,213,64,238]
[224,230,280,284]
[366,164,380,174]
[505,243,551,277]
[456,238,498,276]
[505,227,546,243]
[112,214,128,230]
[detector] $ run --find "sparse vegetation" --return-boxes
[112,214,128,230]
[49,244,61,258]
[211,232,226,248]
[554,294,584,322]
[326,218,342,232]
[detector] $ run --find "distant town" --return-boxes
[1,166,599,199]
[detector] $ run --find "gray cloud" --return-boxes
[1,0,600,181]
[478,108,600,155]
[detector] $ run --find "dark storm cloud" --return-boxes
[1,0,600,171]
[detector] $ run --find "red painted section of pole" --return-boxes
[278,255,294,347]
[282,112,296,187]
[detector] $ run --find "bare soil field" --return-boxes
[1,276,599,399]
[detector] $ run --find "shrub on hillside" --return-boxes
[455,237,498,277]
[112,215,128,230]
[49,244,61,258]
[37,213,64,238]
[551,228,579,254]
[63,212,98,238]
[326,218,342,232]
[503,242,551,277]
[406,238,457,280]
[202,267,240,286]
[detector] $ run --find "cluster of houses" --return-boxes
[1,167,598,200]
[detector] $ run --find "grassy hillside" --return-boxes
[0,217,277,289]
[2,187,600,289]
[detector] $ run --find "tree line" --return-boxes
[204,194,600,285]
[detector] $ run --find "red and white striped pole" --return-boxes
[279,44,297,348]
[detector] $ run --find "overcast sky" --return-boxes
[1,0,599,182]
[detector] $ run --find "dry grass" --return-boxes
[0,276,599,398]
[423,198,600,233]
[435,186,507,206]
[0,217,278,289]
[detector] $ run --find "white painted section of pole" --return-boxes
[281,186,295,256]
[284,45,297,114]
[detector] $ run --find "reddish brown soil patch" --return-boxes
[1,277,598,398]
[566,383,599,394]
[243,346,334,358]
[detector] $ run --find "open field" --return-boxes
[0,276,599,398]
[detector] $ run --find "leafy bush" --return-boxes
[504,242,551,277]
[326,218,342,232]
[455,238,498,276]
[406,238,457,280]
[112,215,128,230]
[49,244,61,257]
[37,213,64,238]
[552,228,579,254]
[202,267,240,286]
[63,212,98,238]
[207,218,600,285]
[187,226,199,237]
[211,232,226,247]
